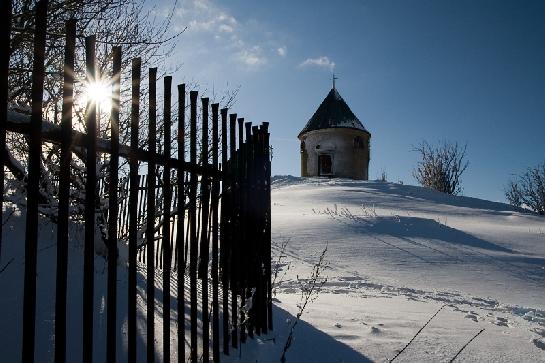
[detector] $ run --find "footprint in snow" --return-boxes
[533,338,545,351]
[370,326,381,334]
[334,323,342,328]
[464,314,479,322]
[492,316,509,327]
[532,328,545,338]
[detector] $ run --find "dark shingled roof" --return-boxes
[298,88,369,137]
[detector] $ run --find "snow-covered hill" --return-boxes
[1,176,544,362]
[268,176,545,362]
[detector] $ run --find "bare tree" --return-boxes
[4,0,185,230]
[4,0,241,244]
[413,141,469,195]
[505,161,545,215]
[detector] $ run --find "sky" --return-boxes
[155,0,545,202]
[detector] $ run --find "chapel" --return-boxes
[298,80,371,179]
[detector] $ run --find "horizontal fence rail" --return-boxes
[0,1,272,362]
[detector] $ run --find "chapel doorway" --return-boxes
[318,154,332,176]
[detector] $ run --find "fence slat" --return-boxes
[199,97,211,362]
[250,124,258,337]
[259,126,269,333]
[239,120,249,343]
[176,83,186,362]
[163,75,172,363]
[106,45,121,363]
[252,126,262,334]
[263,124,273,331]
[211,103,220,362]
[220,107,230,356]
[128,58,141,363]
[146,67,158,363]
[0,0,12,262]
[253,124,263,335]
[54,19,76,363]
[22,2,48,362]
[82,34,97,363]
[256,125,267,334]
[189,90,198,362]
[229,113,238,350]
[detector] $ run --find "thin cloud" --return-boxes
[299,56,335,71]
[218,24,234,33]
[238,46,267,66]
[173,0,280,70]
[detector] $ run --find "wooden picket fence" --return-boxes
[0,1,272,362]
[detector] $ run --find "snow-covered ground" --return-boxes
[1,176,544,362]
[269,176,545,362]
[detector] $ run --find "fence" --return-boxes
[0,0,272,362]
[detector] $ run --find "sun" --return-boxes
[84,79,112,112]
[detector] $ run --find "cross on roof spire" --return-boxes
[332,73,338,90]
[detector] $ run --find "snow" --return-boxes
[1,176,544,362]
[270,176,545,362]
[333,118,366,129]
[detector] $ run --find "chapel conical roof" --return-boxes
[298,88,369,137]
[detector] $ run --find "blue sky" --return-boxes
[159,0,545,202]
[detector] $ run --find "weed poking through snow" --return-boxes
[280,244,329,362]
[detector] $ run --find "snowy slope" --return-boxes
[1,177,544,362]
[270,176,545,362]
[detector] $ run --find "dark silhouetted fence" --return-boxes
[0,1,272,362]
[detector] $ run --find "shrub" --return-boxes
[505,162,545,215]
[413,141,469,195]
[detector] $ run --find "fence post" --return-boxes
[54,19,76,363]
[252,126,267,334]
[106,45,121,363]
[128,57,141,363]
[189,90,198,362]
[250,124,260,337]
[250,123,258,336]
[219,108,230,355]
[211,103,220,362]
[146,67,158,363]
[239,119,249,344]
[259,125,269,334]
[82,34,98,363]
[0,0,12,262]
[162,75,172,363]
[229,113,238,350]
[176,83,186,362]
[22,1,48,362]
[199,97,211,363]
[263,123,272,331]
[257,125,268,334]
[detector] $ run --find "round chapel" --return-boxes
[298,85,371,180]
